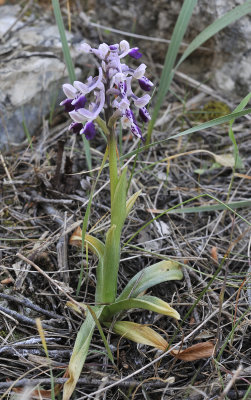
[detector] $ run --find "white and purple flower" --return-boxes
[61,40,153,140]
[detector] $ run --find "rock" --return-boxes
[0,5,87,151]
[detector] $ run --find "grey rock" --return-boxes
[0,6,87,151]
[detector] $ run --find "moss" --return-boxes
[189,101,231,122]
[0,329,8,338]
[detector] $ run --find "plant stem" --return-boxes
[108,127,118,207]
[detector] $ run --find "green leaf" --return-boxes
[111,167,127,232]
[146,0,251,144]
[51,0,75,83]
[126,190,142,218]
[106,320,168,350]
[63,306,103,400]
[86,305,114,364]
[121,108,251,162]
[52,0,92,171]
[85,234,105,259]
[176,1,251,70]
[228,92,251,169]
[146,0,198,144]
[69,229,105,260]
[166,199,251,215]
[117,260,183,301]
[97,225,119,303]
[101,295,180,321]
[96,168,127,303]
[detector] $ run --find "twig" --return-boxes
[16,253,85,312]
[0,152,19,202]
[0,293,61,320]
[218,365,243,400]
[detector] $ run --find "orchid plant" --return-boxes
[60,40,183,400]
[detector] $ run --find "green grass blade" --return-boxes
[176,0,251,69]
[51,0,75,83]
[81,135,92,172]
[22,108,33,150]
[76,149,108,295]
[167,200,251,214]
[121,108,251,162]
[123,194,250,250]
[52,0,92,171]
[86,305,114,364]
[228,91,251,169]
[146,0,198,144]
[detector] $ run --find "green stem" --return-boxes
[108,127,118,206]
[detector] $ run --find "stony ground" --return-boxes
[0,4,251,400]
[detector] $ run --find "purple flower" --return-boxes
[60,98,75,112]
[69,122,83,134]
[61,40,153,140]
[80,121,96,140]
[139,107,151,123]
[72,95,87,110]
[138,76,154,91]
[128,48,142,59]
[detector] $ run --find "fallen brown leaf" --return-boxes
[0,277,14,285]
[211,246,218,264]
[69,226,82,247]
[171,341,215,361]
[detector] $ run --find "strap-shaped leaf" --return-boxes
[63,306,103,400]
[117,260,183,301]
[70,227,105,260]
[96,168,127,303]
[96,225,120,303]
[126,190,142,218]
[105,320,168,350]
[111,167,127,231]
[85,234,105,260]
[101,294,180,321]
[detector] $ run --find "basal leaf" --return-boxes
[96,225,120,303]
[63,306,103,400]
[126,190,142,218]
[101,295,180,321]
[107,321,168,350]
[111,167,127,232]
[117,260,183,301]
[69,227,105,260]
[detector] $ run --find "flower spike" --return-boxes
[61,40,153,140]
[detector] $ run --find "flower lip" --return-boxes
[60,98,75,112]
[129,48,142,59]
[138,76,154,91]
[131,122,143,139]
[80,121,96,140]
[69,122,83,134]
[72,95,87,111]
[139,107,151,123]
[110,44,118,50]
